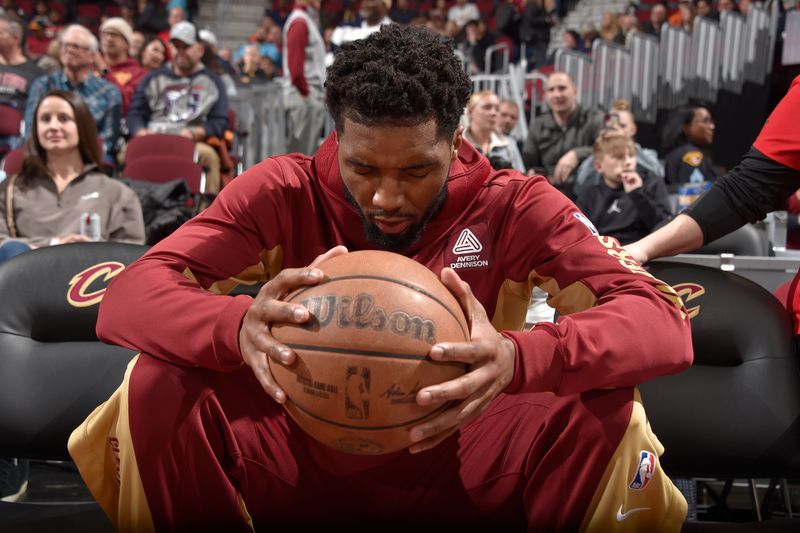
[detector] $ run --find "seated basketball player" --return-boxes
[69,25,692,530]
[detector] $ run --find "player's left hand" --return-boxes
[409,267,515,454]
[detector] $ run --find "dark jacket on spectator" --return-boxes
[522,104,605,177]
[576,167,672,244]
[663,142,719,191]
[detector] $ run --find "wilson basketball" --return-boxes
[270,250,469,455]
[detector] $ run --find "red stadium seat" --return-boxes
[125,133,197,164]
[76,3,102,19]
[0,147,24,176]
[122,155,205,195]
[0,105,22,137]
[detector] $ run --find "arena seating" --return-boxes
[125,133,197,163]
[0,105,23,161]
[642,261,800,520]
[122,155,205,195]
[0,242,146,531]
[0,148,23,176]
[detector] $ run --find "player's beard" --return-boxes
[344,182,448,253]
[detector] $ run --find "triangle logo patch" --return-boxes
[452,228,483,254]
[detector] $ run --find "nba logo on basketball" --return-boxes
[629,450,656,490]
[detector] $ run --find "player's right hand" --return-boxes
[238,245,348,402]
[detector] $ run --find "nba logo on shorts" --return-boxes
[629,450,656,490]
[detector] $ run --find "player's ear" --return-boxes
[451,127,463,162]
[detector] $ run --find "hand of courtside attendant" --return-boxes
[239,245,348,403]
[409,267,515,454]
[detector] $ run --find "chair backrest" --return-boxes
[122,155,205,194]
[0,147,24,175]
[641,262,800,478]
[125,134,197,163]
[0,242,149,460]
[689,223,769,256]
[0,104,23,137]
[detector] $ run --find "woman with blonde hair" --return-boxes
[462,90,525,172]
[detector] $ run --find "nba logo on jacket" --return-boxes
[629,450,656,490]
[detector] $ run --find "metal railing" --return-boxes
[688,17,723,103]
[628,33,660,124]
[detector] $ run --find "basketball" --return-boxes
[270,250,469,455]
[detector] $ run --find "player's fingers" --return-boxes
[249,295,311,325]
[417,364,491,406]
[309,245,348,268]
[408,426,459,454]
[258,266,324,302]
[246,351,287,404]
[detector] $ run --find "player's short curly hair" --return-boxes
[325,24,472,139]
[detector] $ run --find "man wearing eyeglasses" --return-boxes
[23,24,121,166]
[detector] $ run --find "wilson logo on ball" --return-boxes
[301,293,438,345]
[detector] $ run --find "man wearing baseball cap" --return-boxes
[128,21,229,194]
[97,17,147,115]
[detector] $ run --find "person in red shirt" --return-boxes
[95,17,147,116]
[628,75,800,327]
[68,25,691,530]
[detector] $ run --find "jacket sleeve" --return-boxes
[522,124,545,174]
[126,74,153,136]
[95,159,291,370]
[628,176,672,232]
[107,183,146,244]
[201,74,230,138]
[499,177,692,396]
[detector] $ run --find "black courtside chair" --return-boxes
[0,243,149,531]
[642,261,800,526]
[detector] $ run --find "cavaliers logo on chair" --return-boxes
[67,262,126,308]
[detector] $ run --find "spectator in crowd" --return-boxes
[520,0,557,68]
[0,16,44,134]
[157,5,185,46]
[670,0,697,32]
[580,21,600,50]
[130,30,145,57]
[574,100,664,197]
[459,18,498,73]
[331,0,393,47]
[199,30,237,97]
[36,37,61,73]
[390,0,419,25]
[696,0,719,19]
[495,0,521,49]
[96,17,147,116]
[522,71,605,196]
[25,19,50,59]
[199,28,235,78]
[66,25,691,530]
[600,11,623,44]
[128,21,228,194]
[137,35,166,71]
[662,104,718,190]
[258,55,277,81]
[282,0,326,155]
[269,0,293,27]
[0,89,144,263]
[618,4,640,41]
[462,90,525,172]
[25,24,122,165]
[235,25,281,68]
[120,1,138,30]
[551,28,583,59]
[738,0,751,15]
[448,0,480,30]
[641,1,669,37]
[135,0,169,35]
[235,44,272,86]
[718,0,739,13]
[498,99,521,138]
[577,133,671,244]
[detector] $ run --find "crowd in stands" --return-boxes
[0,0,786,264]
